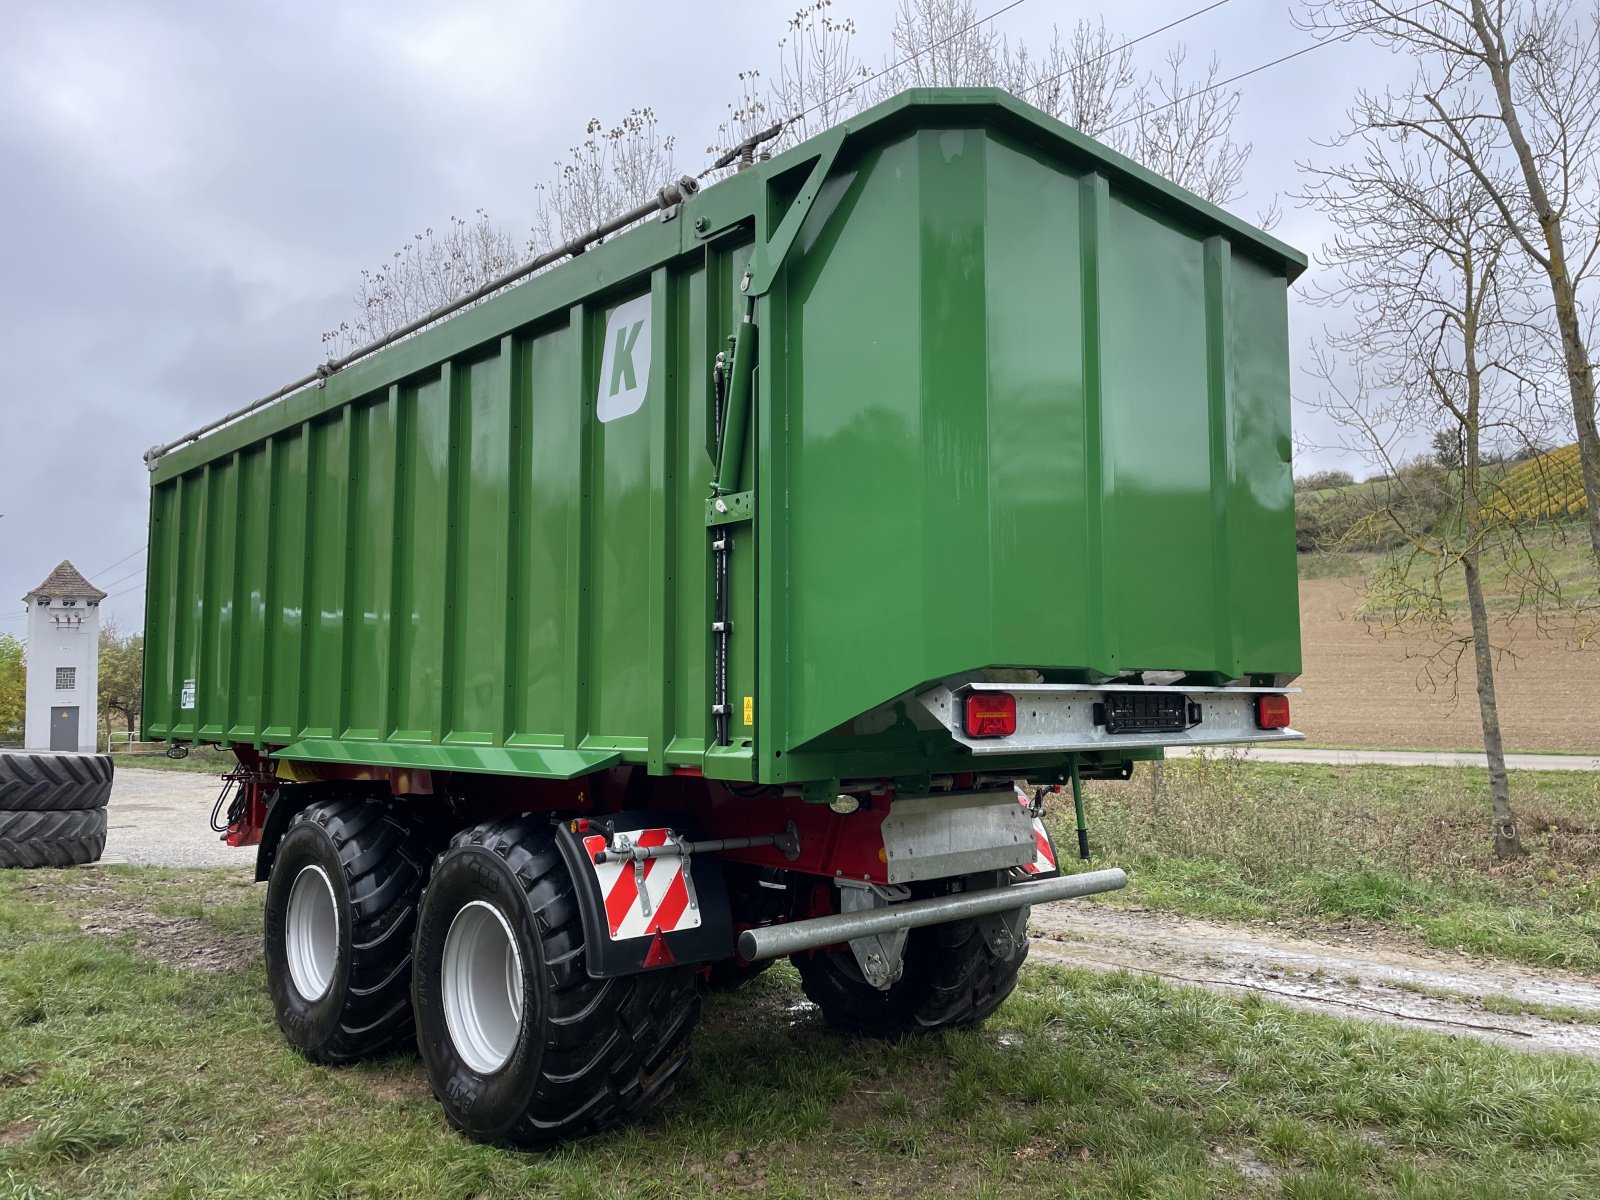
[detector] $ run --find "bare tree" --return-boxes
[874,1,1252,206]
[776,3,870,150]
[1303,0,1600,576]
[325,109,678,349]
[713,2,871,169]
[530,108,679,250]
[1302,122,1582,858]
[1002,19,1140,145]
[715,67,778,163]
[878,0,1004,89]
[1122,48,1249,208]
[331,0,1259,348]
[322,211,523,356]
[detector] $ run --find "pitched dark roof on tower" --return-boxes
[23,560,108,602]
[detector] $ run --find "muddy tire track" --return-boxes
[1028,903,1600,1058]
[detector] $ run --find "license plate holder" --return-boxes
[1095,693,1196,735]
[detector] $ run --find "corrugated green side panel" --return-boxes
[143,89,1303,783]
[145,283,744,767]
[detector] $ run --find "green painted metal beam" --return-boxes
[274,739,621,780]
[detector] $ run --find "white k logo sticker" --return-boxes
[597,294,653,423]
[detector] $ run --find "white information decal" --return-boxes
[180,679,196,710]
[596,294,652,423]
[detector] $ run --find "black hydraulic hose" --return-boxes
[210,775,237,833]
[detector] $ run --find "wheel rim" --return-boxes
[442,900,526,1075]
[285,864,339,1001]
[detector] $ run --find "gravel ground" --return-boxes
[1166,745,1600,771]
[103,767,257,868]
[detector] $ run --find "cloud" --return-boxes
[0,0,1406,642]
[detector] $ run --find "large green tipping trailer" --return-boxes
[143,89,1305,1147]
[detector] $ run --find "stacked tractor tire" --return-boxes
[0,751,111,868]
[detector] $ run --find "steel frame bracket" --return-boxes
[970,871,1030,963]
[746,124,847,298]
[705,489,754,526]
[977,904,1029,962]
[838,879,912,990]
[801,777,842,805]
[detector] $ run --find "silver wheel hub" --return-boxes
[285,864,340,1001]
[441,900,526,1075]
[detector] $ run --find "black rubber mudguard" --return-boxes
[554,811,733,978]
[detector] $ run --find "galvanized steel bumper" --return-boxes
[738,867,1128,962]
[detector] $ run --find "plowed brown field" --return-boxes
[1294,576,1600,753]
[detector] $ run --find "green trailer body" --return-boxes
[141,88,1306,787]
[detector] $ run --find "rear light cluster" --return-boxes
[1254,694,1291,729]
[964,692,1017,738]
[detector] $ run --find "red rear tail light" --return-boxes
[964,692,1017,738]
[1255,694,1291,729]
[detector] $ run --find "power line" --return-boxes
[1020,0,1234,101]
[97,564,147,593]
[1104,36,1347,133]
[89,546,145,580]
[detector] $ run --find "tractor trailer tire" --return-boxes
[794,911,1029,1039]
[263,797,434,1063]
[0,808,107,869]
[0,750,113,813]
[412,817,700,1149]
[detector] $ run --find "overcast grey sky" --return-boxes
[0,0,1408,638]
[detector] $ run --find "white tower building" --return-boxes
[23,561,105,753]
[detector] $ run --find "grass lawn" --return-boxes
[1070,756,1600,972]
[3,868,1600,1198]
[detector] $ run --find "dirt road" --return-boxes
[1029,902,1600,1059]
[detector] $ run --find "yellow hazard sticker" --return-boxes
[743,695,754,726]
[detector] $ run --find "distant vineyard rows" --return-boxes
[1296,444,1587,553]
[1486,444,1588,522]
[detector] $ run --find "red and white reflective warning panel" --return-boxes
[1014,784,1059,876]
[581,828,703,941]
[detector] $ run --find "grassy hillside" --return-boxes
[1299,521,1596,612]
[1295,445,1590,557]
[1295,445,1595,611]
